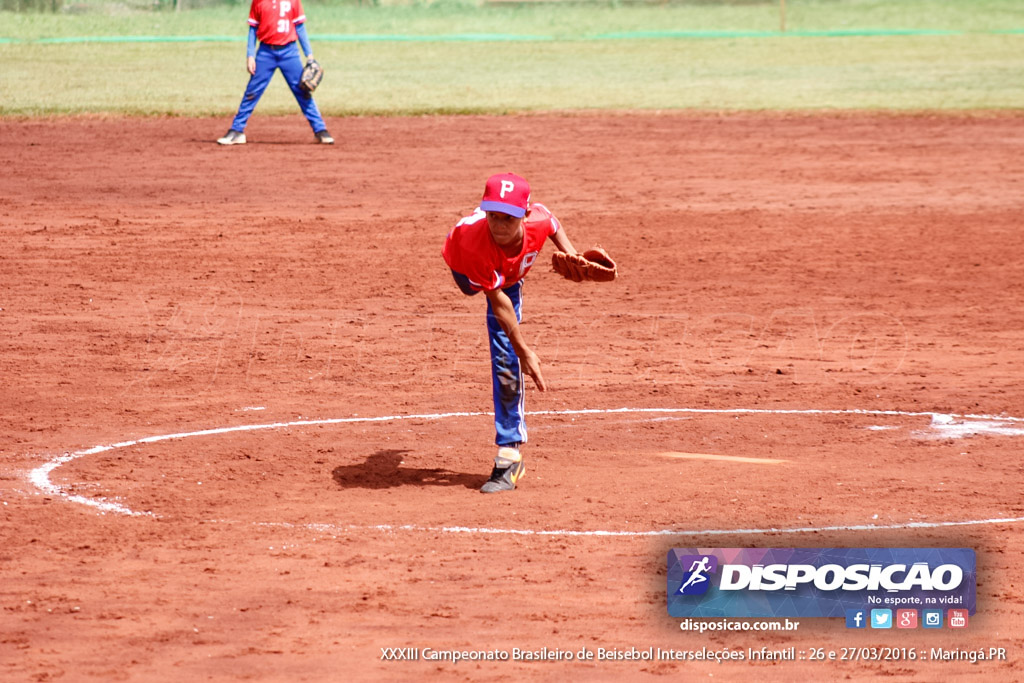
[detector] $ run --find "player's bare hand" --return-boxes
[521,349,546,392]
[247,56,256,75]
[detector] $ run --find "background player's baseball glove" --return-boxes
[552,247,617,282]
[299,59,324,93]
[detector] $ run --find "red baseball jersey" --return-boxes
[248,0,306,46]
[443,203,561,292]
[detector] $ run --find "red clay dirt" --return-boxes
[1,113,1022,681]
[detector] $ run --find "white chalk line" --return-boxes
[251,516,1024,538]
[25,407,1024,535]
[28,410,490,517]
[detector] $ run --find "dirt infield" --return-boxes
[1,112,1023,681]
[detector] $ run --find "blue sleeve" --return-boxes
[247,26,257,58]
[295,22,313,58]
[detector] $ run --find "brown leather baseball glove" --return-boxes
[551,247,617,282]
[299,59,324,93]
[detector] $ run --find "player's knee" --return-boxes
[451,270,479,296]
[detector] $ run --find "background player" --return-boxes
[442,173,578,493]
[217,0,333,146]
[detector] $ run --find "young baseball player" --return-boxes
[442,172,579,493]
[217,0,333,146]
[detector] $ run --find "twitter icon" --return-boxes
[871,609,893,629]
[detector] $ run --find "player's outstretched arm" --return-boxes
[484,288,547,391]
[550,224,577,255]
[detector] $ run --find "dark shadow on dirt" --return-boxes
[332,449,481,490]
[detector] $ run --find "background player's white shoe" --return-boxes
[315,130,334,145]
[217,130,246,145]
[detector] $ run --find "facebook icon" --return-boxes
[845,609,867,629]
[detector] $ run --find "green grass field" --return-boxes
[1,0,1022,115]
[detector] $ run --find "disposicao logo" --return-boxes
[667,548,976,619]
[675,555,719,595]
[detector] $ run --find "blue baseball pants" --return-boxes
[229,41,326,134]
[452,271,527,447]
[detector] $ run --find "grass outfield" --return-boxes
[1,1,1022,115]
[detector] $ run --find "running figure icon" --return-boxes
[678,556,713,594]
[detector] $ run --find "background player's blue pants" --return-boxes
[485,281,527,447]
[229,42,327,134]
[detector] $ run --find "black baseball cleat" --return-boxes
[480,460,525,493]
[315,129,334,145]
[480,446,525,493]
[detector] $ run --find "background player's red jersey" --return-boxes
[443,204,561,292]
[248,0,306,46]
